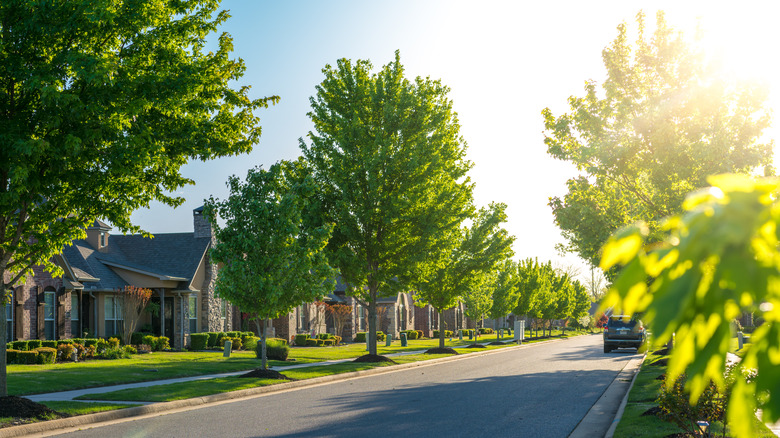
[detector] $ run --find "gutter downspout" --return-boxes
[159,289,165,340]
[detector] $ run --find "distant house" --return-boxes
[3,207,235,348]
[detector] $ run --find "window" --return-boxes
[104,295,123,338]
[71,294,80,338]
[398,303,405,330]
[358,306,365,331]
[188,295,198,333]
[44,290,55,340]
[100,232,106,247]
[296,305,306,333]
[6,290,13,342]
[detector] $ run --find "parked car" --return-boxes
[603,315,645,353]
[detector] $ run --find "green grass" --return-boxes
[0,401,137,428]
[75,350,485,402]
[7,329,584,397]
[613,349,776,437]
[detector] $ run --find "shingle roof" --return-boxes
[61,232,210,291]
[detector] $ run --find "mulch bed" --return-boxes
[0,396,63,421]
[488,341,505,346]
[650,358,669,367]
[239,368,297,380]
[424,347,459,355]
[642,406,664,417]
[465,344,487,348]
[353,354,397,364]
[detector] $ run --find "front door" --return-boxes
[151,297,174,340]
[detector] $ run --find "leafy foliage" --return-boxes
[601,174,780,438]
[543,11,772,270]
[413,204,514,347]
[206,160,335,369]
[0,0,276,395]
[301,51,474,355]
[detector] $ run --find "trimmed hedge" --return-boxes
[206,332,218,348]
[190,333,209,351]
[354,332,385,343]
[305,338,319,347]
[432,330,453,338]
[9,340,28,351]
[401,330,420,340]
[35,347,57,364]
[27,340,42,349]
[261,338,290,361]
[294,334,309,347]
[243,336,259,352]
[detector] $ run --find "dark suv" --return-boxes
[603,315,645,353]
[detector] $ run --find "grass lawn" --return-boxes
[613,348,775,437]
[8,329,585,398]
[75,353,458,402]
[0,401,142,429]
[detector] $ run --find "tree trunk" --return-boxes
[256,319,267,370]
[438,309,445,349]
[0,289,6,397]
[367,288,377,356]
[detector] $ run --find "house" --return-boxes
[3,207,235,349]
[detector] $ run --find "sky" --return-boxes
[128,1,780,283]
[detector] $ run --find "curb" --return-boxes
[1,338,565,437]
[604,354,645,438]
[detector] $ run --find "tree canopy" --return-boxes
[601,174,780,438]
[205,160,335,369]
[0,0,275,396]
[542,11,773,269]
[300,51,474,356]
[414,203,514,347]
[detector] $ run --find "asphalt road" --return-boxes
[51,334,639,438]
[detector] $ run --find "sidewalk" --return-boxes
[25,340,506,404]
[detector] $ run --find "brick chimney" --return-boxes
[193,206,212,239]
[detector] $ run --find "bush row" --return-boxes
[432,330,453,338]
[294,333,342,347]
[256,338,289,361]
[353,331,386,343]
[400,330,423,340]
[189,332,260,351]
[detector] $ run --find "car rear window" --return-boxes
[608,317,637,329]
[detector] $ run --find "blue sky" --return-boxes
[129,1,780,281]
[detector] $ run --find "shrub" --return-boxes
[108,337,121,348]
[27,339,42,349]
[294,334,310,346]
[83,339,99,348]
[83,344,96,358]
[416,330,423,339]
[57,344,76,362]
[305,338,319,346]
[376,331,385,341]
[9,340,28,351]
[35,347,57,364]
[227,331,240,338]
[262,338,290,361]
[432,330,453,338]
[240,333,254,346]
[243,336,259,352]
[6,349,18,364]
[154,336,170,351]
[130,332,148,345]
[317,333,334,340]
[190,333,209,351]
[658,370,733,436]
[478,328,494,334]
[402,330,418,340]
[56,340,73,346]
[354,332,367,343]
[97,347,130,360]
[141,335,156,348]
[71,338,84,345]
[124,345,137,355]
[322,339,335,346]
[206,332,218,348]
[334,335,342,345]
[96,338,109,353]
[215,332,228,346]
[17,350,38,364]
[230,337,242,350]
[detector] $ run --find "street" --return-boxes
[50,334,639,438]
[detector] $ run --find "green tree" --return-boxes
[462,271,495,341]
[205,160,335,370]
[0,0,276,397]
[414,204,515,348]
[301,51,473,356]
[601,174,780,438]
[487,260,520,337]
[543,11,772,270]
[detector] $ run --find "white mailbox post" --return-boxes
[514,320,525,344]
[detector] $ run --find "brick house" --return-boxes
[3,207,234,349]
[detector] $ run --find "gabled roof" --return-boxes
[60,232,210,291]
